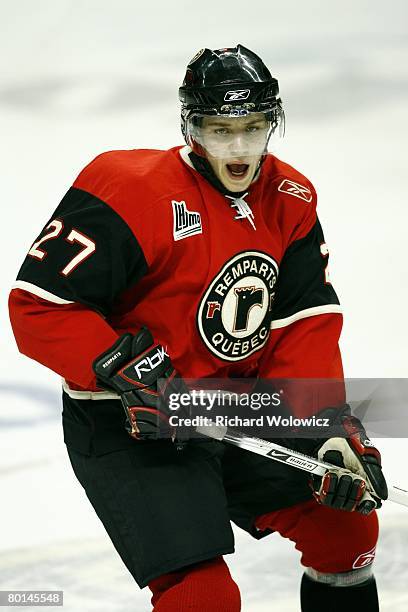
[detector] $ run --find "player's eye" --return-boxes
[247,124,266,133]
[214,128,229,135]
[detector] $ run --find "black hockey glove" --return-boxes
[306,405,388,514]
[92,328,190,445]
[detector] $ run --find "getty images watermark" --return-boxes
[158,378,408,438]
[166,389,331,430]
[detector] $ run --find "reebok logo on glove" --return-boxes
[93,329,191,443]
[134,346,170,379]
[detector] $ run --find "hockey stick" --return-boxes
[195,422,408,508]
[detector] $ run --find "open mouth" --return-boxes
[226,163,249,180]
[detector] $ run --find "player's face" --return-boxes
[200,114,268,192]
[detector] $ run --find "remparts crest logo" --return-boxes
[197,251,278,361]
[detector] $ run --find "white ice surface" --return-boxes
[1,1,408,610]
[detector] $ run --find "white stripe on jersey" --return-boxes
[12,280,74,304]
[271,304,343,329]
[62,379,120,400]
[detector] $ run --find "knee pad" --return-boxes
[149,556,241,611]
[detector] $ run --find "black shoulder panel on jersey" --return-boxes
[17,187,148,315]
[272,218,339,321]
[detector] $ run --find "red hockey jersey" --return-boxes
[9,146,344,453]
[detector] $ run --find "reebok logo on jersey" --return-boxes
[224,89,250,101]
[172,200,202,241]
[278,179,313,203]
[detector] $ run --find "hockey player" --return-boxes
[9,45,387,611]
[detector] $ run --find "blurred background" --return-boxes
[1,1,407,610]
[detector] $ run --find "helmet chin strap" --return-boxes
[188,150,264,198]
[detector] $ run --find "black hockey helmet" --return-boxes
[179,45,284,155]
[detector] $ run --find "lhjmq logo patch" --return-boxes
[197,252,279,361]
[172,200,202,241]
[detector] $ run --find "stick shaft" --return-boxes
[196,423,408,508]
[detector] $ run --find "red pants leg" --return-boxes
[255,498,379,573]
[256,499,379,611]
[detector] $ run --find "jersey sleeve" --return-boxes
[14,186,147,314]
[259,205,345,417]
[272,215,340,324]
[9,184,148,389]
